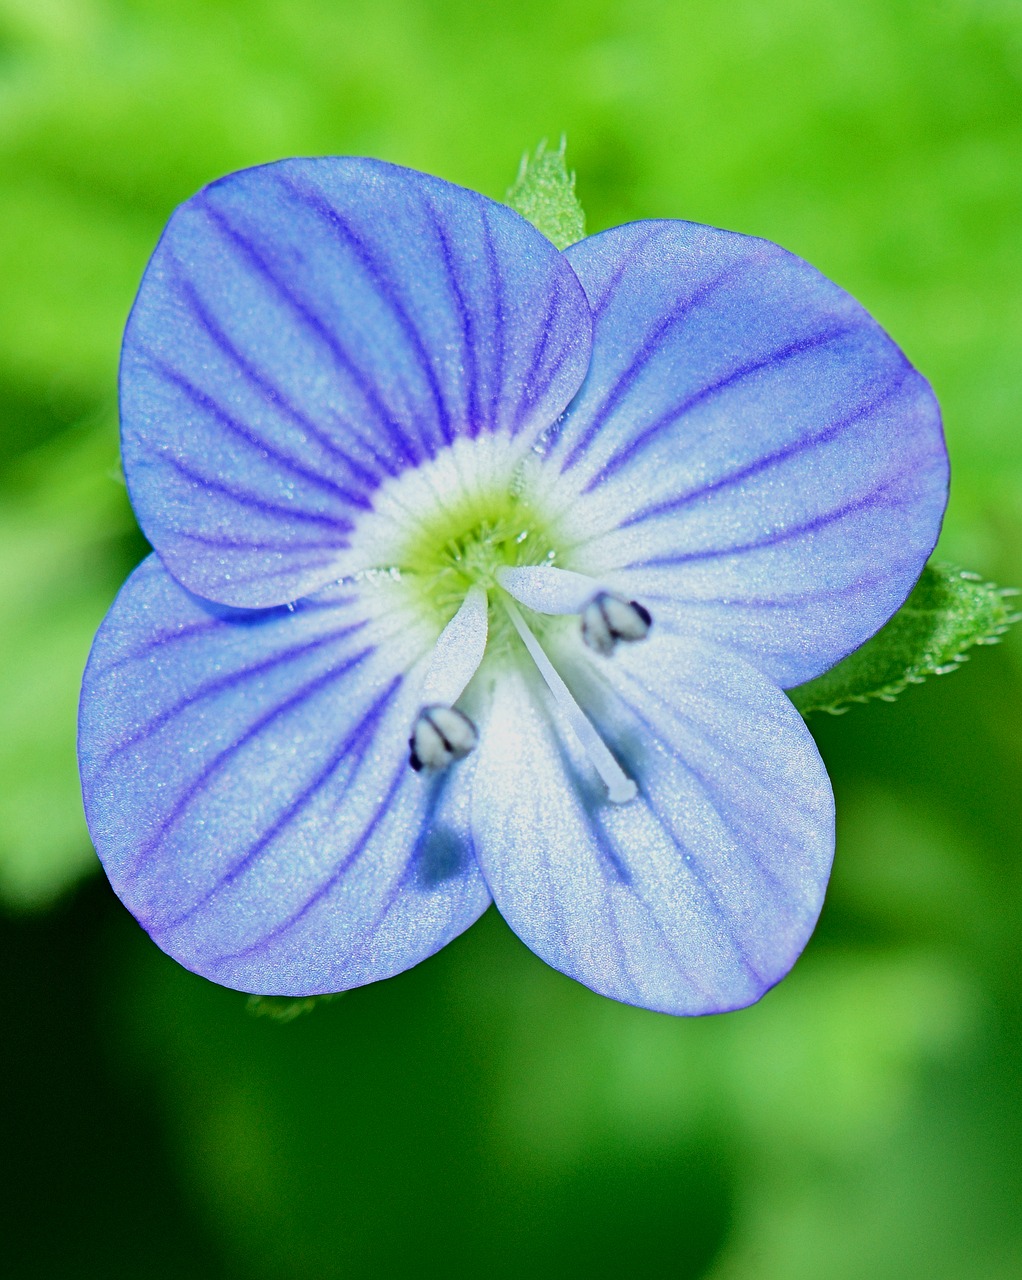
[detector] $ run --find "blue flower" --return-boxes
[78,158,948,1014]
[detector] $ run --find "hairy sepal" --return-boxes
[790,563,1020,716]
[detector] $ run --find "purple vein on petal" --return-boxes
[99,592,361,676]
[583,323,855,493]
[154,450,361,530]
[512,288,561,433]
[480,206,508,435]
[136,348,362,505]
[549,731,632,884]
[617,370,911,530]
[198,197,422,470]
[170,527,347,554]
[608,668,819,873]
[168,265,390,490]
[422,196,481,436]
[561,263,743,475]
[100,615,227,675]
[641,563,913,612]
[550,731,728,998]
[633,782,766,985]
[586,223,664,323]
[545,731,650,1002]
[158,677,402,934]
[274,173,453,452]
[209,751,410,967]
[623,465,912,570]
[337,775,464,968]
[167,558,343,599]
[505,704,572,958]
[121,646,377,881]
[101,621,370,769]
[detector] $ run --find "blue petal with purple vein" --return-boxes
[556,221,949,687]
[470,629,834,1015]
[120,157,593,608]
[78,555,490,994]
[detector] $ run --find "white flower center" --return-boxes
[343,435,651,802]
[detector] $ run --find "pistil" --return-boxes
[501,597,638,805]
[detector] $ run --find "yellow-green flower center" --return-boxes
[394,489,561,647]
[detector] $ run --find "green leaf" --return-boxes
[506,138,586,250]
[789,563,1020,717]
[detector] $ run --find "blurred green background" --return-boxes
[1,1,1020,1276]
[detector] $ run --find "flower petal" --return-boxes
[78,555,490,994]
[470,629,834,1015]
[121,157,592,607]
[554,222,948,686]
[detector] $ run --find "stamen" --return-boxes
[409,705,478,772]
[580,592,652,657]
[502,598,637,805]
[497,566,652,658]
[420,585,488,705]
[497,564,606,614]
[409,586,487,774]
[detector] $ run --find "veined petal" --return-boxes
[78,555,490,995]
[553,221,948,686]
[121,157,592,607]
[470,630,834,1015]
